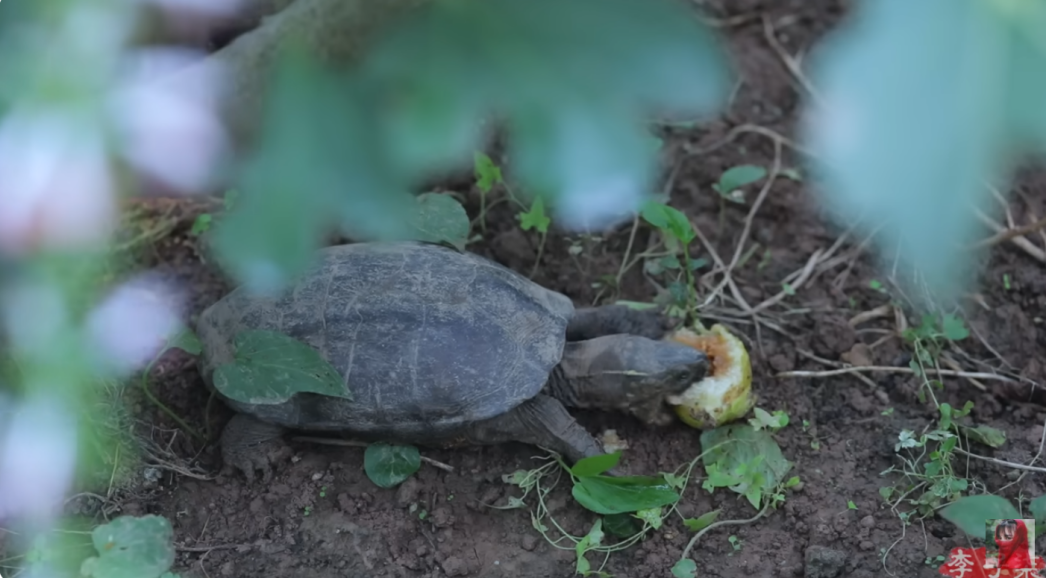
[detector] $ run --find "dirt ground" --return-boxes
[28,0,1046,577]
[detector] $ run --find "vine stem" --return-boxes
[679,506,770,562]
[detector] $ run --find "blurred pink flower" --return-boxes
[109,47,230,194]
[0,395,78,523]
[86,275,185,375]
[0,106,117,256]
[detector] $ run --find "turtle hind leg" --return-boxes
[220,413,288,483]
[467,394,609,468]
[566,305,669,341]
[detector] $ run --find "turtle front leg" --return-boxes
[567,305,670,341]
[220,414,288,483]
[467,394,609,467]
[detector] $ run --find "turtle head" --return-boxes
[556,336,709,426]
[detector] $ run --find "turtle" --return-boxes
[196,241,709,482]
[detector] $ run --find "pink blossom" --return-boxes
[86,275,185,375]
[0,105,117,256]
[109,47,230,194]
[0,395,78,523]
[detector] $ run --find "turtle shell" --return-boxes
[196,241,575,439]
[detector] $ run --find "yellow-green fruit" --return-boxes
[665,324,754,429]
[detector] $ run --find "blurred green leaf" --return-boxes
[640,201,694,244]
[409,193,470,250]
[213,47,413,294]
[940,495,1020,536]
[803,0,1020,299]
[1002,3,1046,150]
[941,314,969,341]
[714,165,766,201]
[163,326,201,357]
[80,515,175,578]
[1030,494,1046,522]
[213,330,348,405]
[365,0,731,230]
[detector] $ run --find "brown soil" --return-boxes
[43,0,1046,577]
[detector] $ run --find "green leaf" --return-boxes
[683,509,720,532]
[847,500,857,510]
[802,0,1020,300]
[603,513,642,538]
[409,192,470,250]
[189,213,212,236]
[941,314,969,341]
[571,451,621,477]
[80,515,175,578]
[635,507,663,530]
[940,495,1021,536]
[503,470,531,486]
[572,475,679,515]
[474,151,503,193]
[162,326,201,357]
[519,196,551,233]
[671,558,697,578]
[660,255,682,270]
[748,407,786,431]
[962,424,1007,448]
[938,403,953,431]
[700,424,793,509]
[575,519,604,577]
[1030,495,1046,522]
[715,165,766,198]
[364,443,422,488]
[212,330,348,405]
[640,201,694,244]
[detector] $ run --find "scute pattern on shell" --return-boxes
[196,241,575,438]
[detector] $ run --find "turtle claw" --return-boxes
[223,449,274,485]
[219,414,287,484]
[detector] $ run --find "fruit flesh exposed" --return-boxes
[665,324,754,429]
